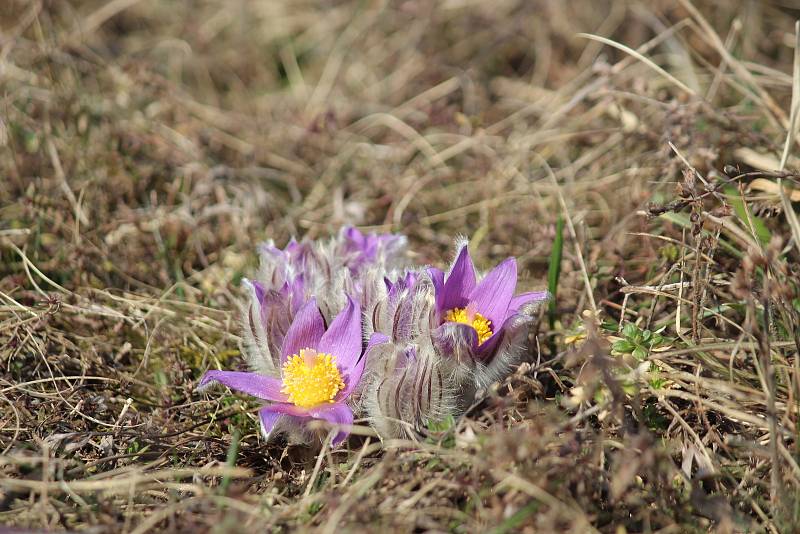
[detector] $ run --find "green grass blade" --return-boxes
[220,428,241,494]
[548,215,565,328]
[724,186,772,245]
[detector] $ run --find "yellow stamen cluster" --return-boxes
[281,349,345,408]
[444,307,493,345]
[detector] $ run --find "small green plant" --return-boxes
[427,414,456,433]
[642,401,669,432]
[426,414,457,448]
[612,323,671,361]
[648,365,668,390]
[126,439,141,455]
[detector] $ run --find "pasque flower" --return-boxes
[201,229,550,445]
[242,227,407,376]
[358,242,550,439]
[258,227,406,292]
[429,241,549,362]
[200,297,370,446]
[341,227,406,275]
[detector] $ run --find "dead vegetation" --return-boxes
[2,0,800,532]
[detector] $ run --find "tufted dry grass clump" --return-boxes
[2,0,800,532]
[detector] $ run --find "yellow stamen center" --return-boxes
[281,349,345,408]
[444,307,493,345]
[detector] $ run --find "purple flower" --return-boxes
[261,227,405,282]
[200,297,373,446]
[257,238,310,288]
[251,228,407,320]
[429,243,549,360]
[385,270,417,301]
[340,226,407,275]
[211,225,557,446]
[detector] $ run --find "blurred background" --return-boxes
[2,1,800,532]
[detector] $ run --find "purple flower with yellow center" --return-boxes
[199,297,368,446]
[429,243,549,360]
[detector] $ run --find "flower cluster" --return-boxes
[199,228,548,446]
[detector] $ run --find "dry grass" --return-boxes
[2,0,800,532]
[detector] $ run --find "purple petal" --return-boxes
[288,274,306,314]
[307,402,354,446]
[477,311,537,361]
[245,278,267,304]
[259,406,283,440]
[342,227,380,267]
[428,267,444,296]
[362,234,379,259]
[281,298,325,363]
[480,307,539,358]
[198,371,288,402]
[260,402,311,418]
[508,290,550,315]
[284,238,306,260]
[403,270,417,288]
[475,328,505,360]
[317,297,363,372]
[441,245,476,313]
[285,238,312,270]
[387,270,417,303]
[396,270,417,293]
[344,226,365,247]
[468,257,517,328]
[432,322,479,366]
